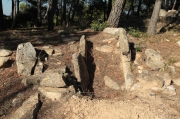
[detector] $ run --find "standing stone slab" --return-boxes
[72,53,89,92]
[9,93,40,119]
[119,28,130,55]
[79,35,87,59]
[145,49,165,70]
[16,42,36,76]
[118,28,133,90]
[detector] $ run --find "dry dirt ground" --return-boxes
[0,26,180,119]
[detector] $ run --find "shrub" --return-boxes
[127,27,146,38]
[90,20,107,31]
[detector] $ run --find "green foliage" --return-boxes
[127,27,146,38]
[90,20,107,31]
[135,42,143,52]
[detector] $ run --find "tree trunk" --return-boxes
[71,0,79,24]
[147,0,162,36]
[172,0,177,10]
[107,0,125,27]
[126,0,134,18]
[37,0,42,26]
[48,0,58,31]
[11,0,16,29]
[17,0,19,13]
[107,0,112,18]
[61,0,66,26]
[0,0,5,31]
[136,0,142,16]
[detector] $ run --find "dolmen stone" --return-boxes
[16,42,36,76]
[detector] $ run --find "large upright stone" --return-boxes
[79,35,87,59]
[119,28,130,55]
[72,53,89,92]
[118,28,133,90]
[16,42,36,76]
[145,49,165,70]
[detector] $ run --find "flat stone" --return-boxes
[104,76,120,90]
[0,49,12,56]
[22,72,66,88]
[103,27,121,37]
[38,87,69,101]
[9,93,40,119]
[145,49,165,70]
[176,41,180,47]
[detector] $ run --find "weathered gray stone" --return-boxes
[119,28,130,55]
[145,49,165,70]
[16,42,36,76]
[0,49,12,56]
[103,27,121,37]
[95,45,113,53]
[22,72,66,88]
[72,53,89,92]
[38,87,69,101]
[79,35,87,59]
[0,57,10,68]
[118,28,133,90]
[159,9,167,17]
[137,71,165,89]
[104,76,120,90]
[9,93,40,119]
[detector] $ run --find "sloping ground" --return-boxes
[0,28,180,119]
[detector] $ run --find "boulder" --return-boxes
[103,27,121,38]
[16,42,36,76]
[104,76,120,90]
[38,87,69,101]
[0,49,12,57]
[72,53,89,92]
[22,72,66,88]
[145,49,165,70]
[9,93,40,119]
[70,44,78,52]
[159,9,167,17]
